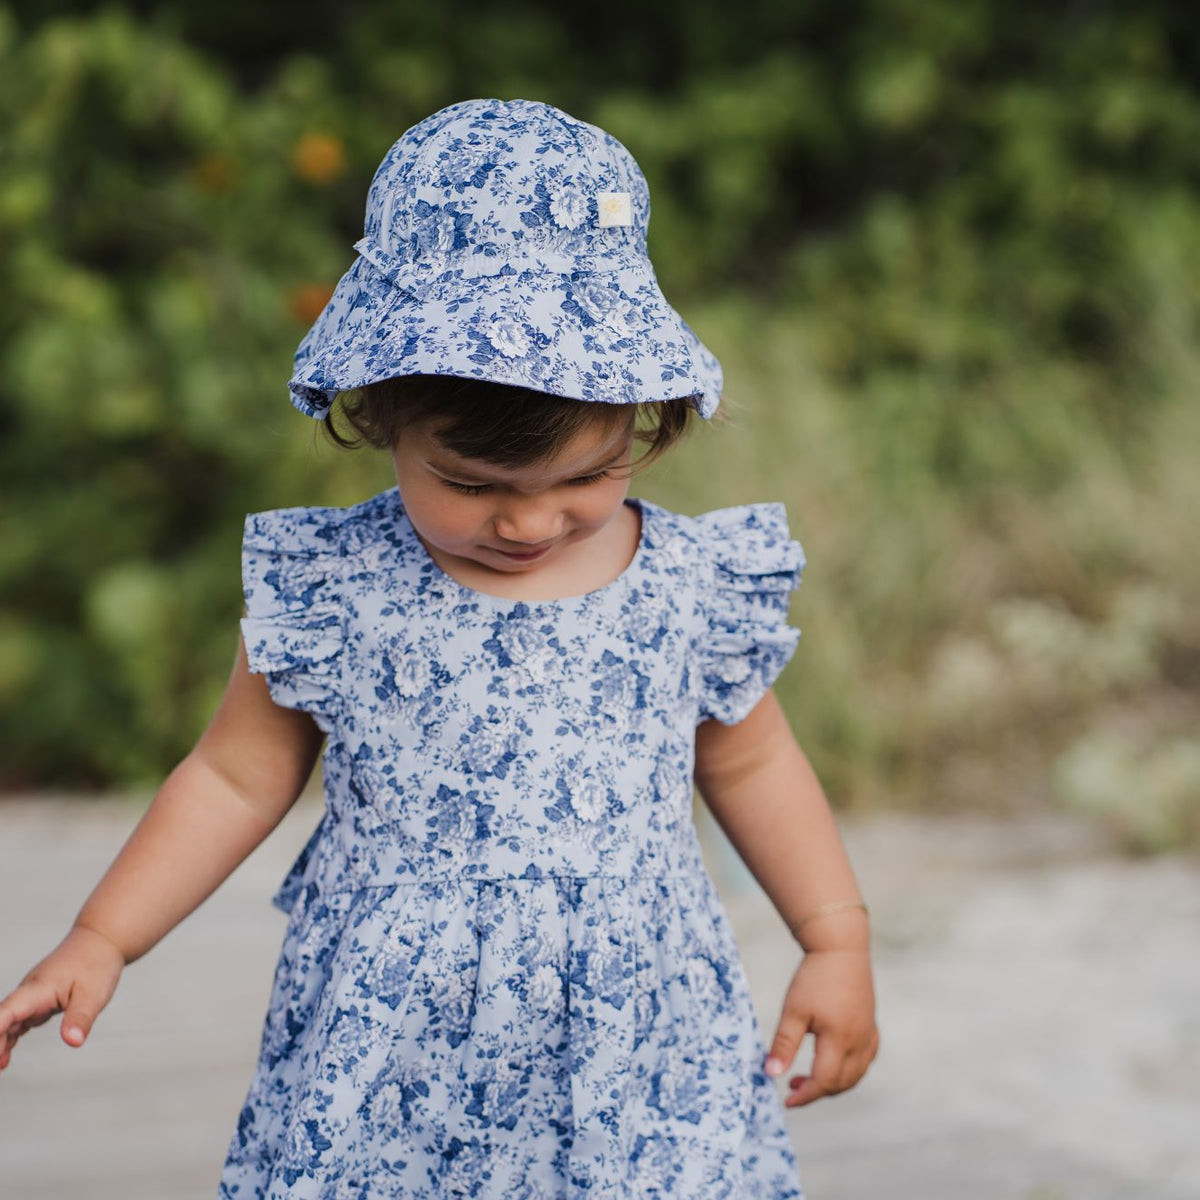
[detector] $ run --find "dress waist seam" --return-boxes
[302,870,704,893]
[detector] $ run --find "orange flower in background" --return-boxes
[292,133,346,184]
[287,283,336,325]
[191,153,236,194]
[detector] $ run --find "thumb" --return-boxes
[764,1007,812,1078]
[61,986,99,1048]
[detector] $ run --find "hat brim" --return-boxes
[288,253,723,421]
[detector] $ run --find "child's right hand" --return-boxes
[0,923,125,1076]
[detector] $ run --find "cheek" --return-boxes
[405,485,479,540]
[430,497,486,539]
[580,480,631,524]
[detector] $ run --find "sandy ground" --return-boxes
[0,791,1197,1200]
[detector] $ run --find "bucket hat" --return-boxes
[288,97,724,421]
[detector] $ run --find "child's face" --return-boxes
[391,414,635,580]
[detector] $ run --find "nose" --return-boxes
[493,494,563,546]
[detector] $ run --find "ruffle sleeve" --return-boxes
[692,502,806,726]
[240,505,346,734]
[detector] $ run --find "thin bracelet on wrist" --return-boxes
[787,899,869,942]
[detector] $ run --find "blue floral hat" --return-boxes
[288,97,724,421]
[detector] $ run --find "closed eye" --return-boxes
[440,470,612,496]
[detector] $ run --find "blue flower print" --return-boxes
[221,486,808,1197]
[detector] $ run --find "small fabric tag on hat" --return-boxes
[597,191,632,227]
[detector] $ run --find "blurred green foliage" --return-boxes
[1,3,1197,847]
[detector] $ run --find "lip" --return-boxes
[494,543,555,561]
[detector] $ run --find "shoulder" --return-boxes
[681,501,807,726]
[243,486,400,560]
[646,498,804,580]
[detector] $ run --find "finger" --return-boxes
[850,1026,881,1078]
[764,1010,812,1079]
[827,1027,877,1096]
[0,1006,54,1076]
[4,1016,32,1046]
[788,1032,845,1105]
[0,996,23,1038]
[61,983,100,1048]
[0,985,59,1038]
[831,1047,867,1094]
[0,1024,25,1063]
[1,1018,37,1073]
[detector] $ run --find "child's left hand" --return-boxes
[763,947,879,1106]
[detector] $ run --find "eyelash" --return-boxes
[440,470,612,496]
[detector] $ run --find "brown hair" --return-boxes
[321,374,719,476]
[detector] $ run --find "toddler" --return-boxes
[0,98,877,1198]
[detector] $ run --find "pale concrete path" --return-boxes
[1,791,1197,1199]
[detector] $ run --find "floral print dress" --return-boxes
[217,485,807,1199]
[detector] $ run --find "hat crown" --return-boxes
[287,97,723,422]
[362,99,651,272]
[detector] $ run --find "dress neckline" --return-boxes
[392,489,649,608]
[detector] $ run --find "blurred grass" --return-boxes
[1,3,1197,850]
[665,293,1200,850]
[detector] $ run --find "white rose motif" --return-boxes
[284,1109,347,1165]
[476,727,508,769]
[589,299,636,349]
[478,1059,524,1123]
[442,147,489,188]
[518,645,558,683]
[714,655,753,685]
[440,1151,481,1197]
[627,603,665,647]
[325,1011,373,1070]
[485,316,531,359]
[655,1043,698,1111]
[654,539,691,572]
[550,185,589,230]
[518,1180,558,1200]
[395,651,435,698]
[498,619,548,663]
[449,801,477,843]
[598,660,639,714]
[652,756,678,803]
[572,278,617,323]
[356,538,392,572]
[462,716,519,774]
[571,777,609,823]
[365,1082,406,1135]
[416,207,459,256]
[433,967,475,1035]
[528,961,562,1012]
[684,955,725,1010]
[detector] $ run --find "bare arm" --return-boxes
[694,688,878,1105]
[0,629,324,1072]
[72,629,325,964]
[694,688,867,952]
